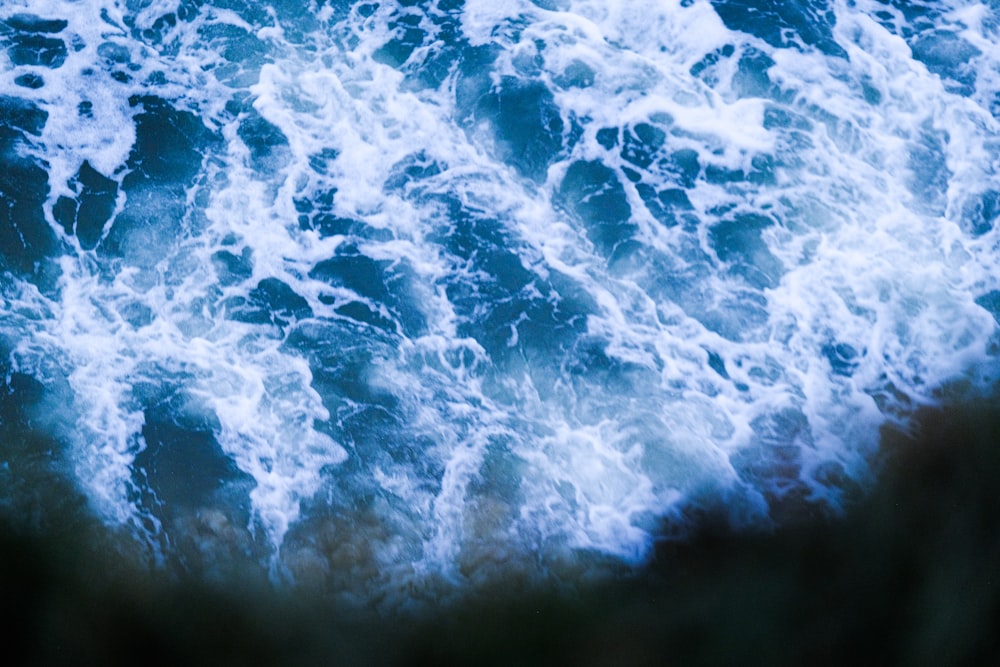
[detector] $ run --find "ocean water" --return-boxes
[1,0,999,607]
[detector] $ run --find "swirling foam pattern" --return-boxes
[2,0,999,605]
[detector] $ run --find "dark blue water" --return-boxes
[2,0,1000,606]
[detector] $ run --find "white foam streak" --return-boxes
[41,257,146,524]
[180,335,343,543]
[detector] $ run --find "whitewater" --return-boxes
[2,0,999,607]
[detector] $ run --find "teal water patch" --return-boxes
[823,341,862,378]
[236,106,291,174]
[430,197,593,363]
[975,291,1000,325]
[470,77,567,183]
[224,278,313,329]
[211,247,254,286]
[710,0,846,58]
[373,10,428,68]
[295,187,393,241]
[907,123,951,216]
[0,95,47,137]
[910,30,982,96]
[385,150,445,192]
[13,73,45,89]
[709,213,784,291]
[284,320,397,411]
[635,183,692,228]
[0,97,56,281]
[133,393,254,517]
[309,246,427,338]
[372,0,469,88]
[100,95,218,270]
[2,15,69,69]
[733,47,780,99]
[53,161,119,250]
[961,191,1000,237]
[620,122,666,170]
[558,160,635,258]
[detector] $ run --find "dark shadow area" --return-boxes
[3,391,999,665]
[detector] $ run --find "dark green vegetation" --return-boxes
[3,370,999,665]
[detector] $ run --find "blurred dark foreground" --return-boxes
[2,394,999,666]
